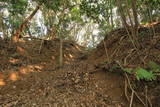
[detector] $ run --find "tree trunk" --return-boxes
[12,4,41,42]
[130,0,140,48]
[0,12,3,37]
[131,0,139,29]
[116,0,129,28]
[110,0,114,29]
[59,37,63,67]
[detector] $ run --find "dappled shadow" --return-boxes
[0,73,5,86]
[9,72,18,81]
[19,65,43,74]
[0,39,83,86]
[0,23,159,106]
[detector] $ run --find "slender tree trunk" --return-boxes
[59,36,63,67]
[131,0,139,29]
[0,12,7,39]
[148,6,156,37]
[58,7,67,68]
[110,0,114,29]
[116,0,129,28]
[0,12,3,37]
[130,0,140,48]
[26,24,32,37]
[92,34,95,47]
[12,4,41,42]
[116,0,140,49]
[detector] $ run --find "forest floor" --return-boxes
[0,22,160,107]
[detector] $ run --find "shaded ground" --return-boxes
[0,22,160,107]
[87,22,160,107]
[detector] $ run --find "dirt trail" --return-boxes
[0,60,128,107]
[0,23,160,107]
[0,39,129,107]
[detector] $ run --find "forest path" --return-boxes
[0,51,129,107]
[2,22,160,106]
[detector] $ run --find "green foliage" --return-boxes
[8,0,28,15]
[134,67,155,80]
[138,0,160,22]
[1,0,160,46]
[138,31,146,37]
[34,0,68,11]
[110,65,121,72]
[124,68,132,74]
[123,62,160,81]
[148,61,160,72]
[80,0,111,23]
[70,7,82,22]
[9,19,21,29]
[124,67,156,81]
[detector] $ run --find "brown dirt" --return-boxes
[87,22,160,107]
[0,38,127,107]
[0,22,160,107]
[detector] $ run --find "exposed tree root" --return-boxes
[129,90,134,107]
[125,79,130,102]
[125,73,146,107]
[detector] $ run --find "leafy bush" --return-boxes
[123,61,160,81]
[148,61,160,72]
[134,67,155,80]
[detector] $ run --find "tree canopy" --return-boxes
[0,0,159,46]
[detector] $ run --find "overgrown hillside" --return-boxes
[87,22,160,107]
[89,22,160,66]
[0,23,160,107]
[0,0,160,106]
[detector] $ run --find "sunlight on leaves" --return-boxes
[34,65,43,70]
[19,65,43,74]
[16,46,25,55]
[52,56,55,60]
[0,73,4,79]
[0,79,6,86]
[19,67,28,74]
[68,54,74,58]
[9,58,19,64]
[9,72,18,81]
[74,45,82,51]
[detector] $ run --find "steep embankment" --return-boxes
[88,22,160,66]
[86,22,160,107]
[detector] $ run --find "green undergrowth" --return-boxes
[123,61,160,81]
[106,61,160,81]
